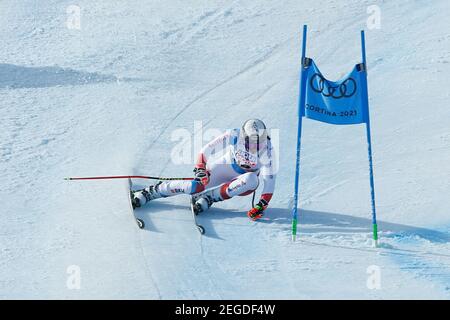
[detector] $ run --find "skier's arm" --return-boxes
[247,174,275,220]
[247,143,277,220]
[260,139,277,207]
[194,130,233,186]
[260,175,275,205]
[247,172,275,220]
[259,164,276,208]
[195,130,232,170]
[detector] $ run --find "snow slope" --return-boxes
[1,0,450,299]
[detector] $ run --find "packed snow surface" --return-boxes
[1,0,450,299]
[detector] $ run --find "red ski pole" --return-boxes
[64,175,194,181]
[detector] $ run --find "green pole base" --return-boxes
[292,218,298,242]
[372,223,379,248]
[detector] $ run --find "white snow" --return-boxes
[1,0,450,299]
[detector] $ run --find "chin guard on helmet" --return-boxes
[241,119,268,155]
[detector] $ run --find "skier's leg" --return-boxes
[131,179,204,208]
[194,172,259,212]
[203,153,245,188]
[223,171,260,198]
[131,159,233,208]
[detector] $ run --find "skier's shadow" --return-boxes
[133,201,184,234]
[136,200,450,244]
[196,207,251,240]
[136,200,248,239]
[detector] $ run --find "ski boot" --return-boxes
[192,185,224,215]
[131,182,163,209]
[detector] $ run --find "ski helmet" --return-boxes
[240,119,268,153]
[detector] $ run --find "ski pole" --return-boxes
[64,175,194,181]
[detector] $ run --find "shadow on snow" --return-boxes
[135,198,450,245]
[0,64,148,89]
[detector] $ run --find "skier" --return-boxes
[131,119,276,221]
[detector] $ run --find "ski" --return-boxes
[190,195,205,235]
[127,178,145,229]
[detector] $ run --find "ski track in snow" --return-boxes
[1,0,450,299]
[134,40,285,170]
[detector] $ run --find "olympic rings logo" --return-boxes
[310,73,357,99]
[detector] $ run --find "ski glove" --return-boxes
[247,199,268,221]
[194,167,210,186]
